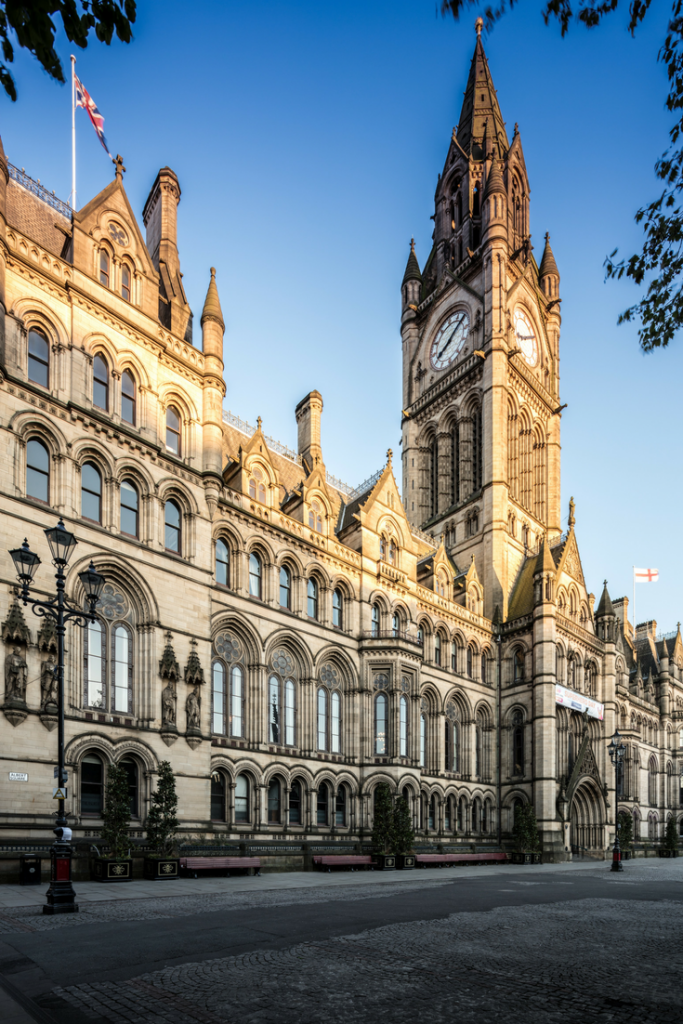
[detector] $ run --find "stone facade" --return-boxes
[0,27,680,859]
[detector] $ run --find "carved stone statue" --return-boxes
[161,682,176,726]
[186,687,200,730]
[40,656,58,709]
[5,647,27,703]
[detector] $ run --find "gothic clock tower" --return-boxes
[400,20,563,619]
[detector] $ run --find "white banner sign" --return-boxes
[555,684,604,720]
[9,772,28,781]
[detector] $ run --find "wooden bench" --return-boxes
[179,856,261,878]
[312,855,374,872]
[415,852,508,868]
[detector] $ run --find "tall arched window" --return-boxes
[475,722,482,776]
[420,713,426,767]
[235,774,249,822]
[307,578,318,619]
[120,480,139,537]
[451,421,460,505]
[26,438,50,503]
[249,467,266,504]
[289,779,302,824]
[434,633,442,667]
[428,795,436,830]
[210,771,226,821]
[82,462,102,523]
[430,435,438,518]
[230,665,243,737]
[165,406,181,455]
[400,695,408,757]
[371,603,380,637]
[389,539,397,565]
[164,500,181,553]
[317,782,329,824]
[120,758,138,816]
[335,784,346,825]
[481,653,487,684]
[81,753,104,815]
[267,778,281,823]
[317,687,327,751]
[93,354,109,410]
[472,406,483,492]
[649,758,658,805]
[331,690,341,753]
[514,649,525,683]
[99,250,110,286]
[269,675,280,743]
[379,535,387,561]
[332,588,343,629]
[215,538,229,586]
[121,263,132,302]
[212,660,226,734]
[112,624,132,713]
[375,693,387,754]
[467,646,473,677]
[121,370,136,424]
[279,566,291,609]
[451,641,457,671]
[445,796,452,830]
[249,552,262,598]
[457,796,465,831]
[512,710,524,775]
[28,328,49,387]
[84,618,105,708]
[392,612,400,638]
[308,500,323,532]
[269,675,295,746]
[446,720,459,773]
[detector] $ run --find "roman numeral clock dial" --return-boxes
[430,312,470,370]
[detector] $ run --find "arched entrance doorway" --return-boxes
[569,778,606,858]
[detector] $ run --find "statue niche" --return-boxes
[184,638,204,750]
[3,646,28,727]
[159,631,180,746]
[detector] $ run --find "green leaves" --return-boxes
[512,801,540,852]
[100,760,131,861]
[146,760,179,856]
[0,0,136,101]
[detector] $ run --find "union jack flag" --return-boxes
[75,74,113,161]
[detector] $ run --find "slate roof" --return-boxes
[7,179,70,257]
[507,554,536,620]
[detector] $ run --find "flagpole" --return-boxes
[632,565,635,645]
[71,55,76,212]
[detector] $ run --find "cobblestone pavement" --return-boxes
[52,898,683,1024]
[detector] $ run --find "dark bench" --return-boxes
[312,855,374,872]
[179,856,261,878]
[415,852,508,868]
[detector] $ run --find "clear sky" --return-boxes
[1,0,679,629]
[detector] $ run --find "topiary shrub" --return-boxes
[392,796,415,855]
[512,802,540,853]
[100,762,131,860]
[371,783,396,854]
[146,760,179,857]
[664,815,679,853]
[618,810,633,851]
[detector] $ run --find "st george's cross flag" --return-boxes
[74,75,113,161]
[634,568,659,583]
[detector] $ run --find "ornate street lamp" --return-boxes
[607,729,626,873]
[9,519,105,914]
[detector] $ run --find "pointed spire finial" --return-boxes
[201,265,225,329]
[386,448,393,464]
[475,16,483,36]
[568,496,576,529]
[257,416,262,431]
[410,237,415,253]
[114,154,126,182]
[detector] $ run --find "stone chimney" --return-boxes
[295,391,323,475]
[143,167,191,339]
[635,619,657,642]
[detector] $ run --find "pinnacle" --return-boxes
[455,29,509,159]
[595,581,615,619]
[483,150,505,197]
[402,240,422,285]
[201,265,225,329]
[539,232,560,279]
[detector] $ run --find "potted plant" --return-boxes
[371,783,396,870]
[511,802,542,864]
[659,816,680,858]
[618,810,634,860]
[144,761,180,879]
[91,762,133,881]
[393,795,416,869]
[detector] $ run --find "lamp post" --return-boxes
[9,519,105,914]
[607,729,626,873]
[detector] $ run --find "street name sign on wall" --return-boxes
[9,772,28,781]
[555,684,604,720]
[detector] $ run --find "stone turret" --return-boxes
[401,239,422,312]
[200,267,226,517]
[295,390,324,475]
[595,581,617,643]
[539,233,560,301]
[143,167,192,340]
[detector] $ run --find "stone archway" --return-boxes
[569,777,606,858]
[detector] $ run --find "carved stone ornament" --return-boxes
[40,653,58,710]
[159,632,180,682]
[446,701,459,723]
[319,664,339,688]
[159,632,179,745]
[374,673,389,691]
[2,600,30,646]
[184,639,205,688]
[401,676,411,693]
[98,584,128,621]
[3,646,28,726]
[421,697,428,711]
[214,631,242,663]
[185,686,202,750]
[37,618,57,656]
[271,649,295,678]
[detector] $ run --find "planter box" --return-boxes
[657,849,679,858]
[510,852,542,865]
[373,854,396,871]
[91,857,133,882]
[396,854,416,870]
[144,857,180,880]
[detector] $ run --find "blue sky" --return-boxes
[2,0,679,628]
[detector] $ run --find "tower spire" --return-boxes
[455,24,509,158]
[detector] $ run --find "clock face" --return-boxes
[430,311,470,370]
[514,308,538,366]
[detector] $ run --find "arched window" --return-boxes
[335,784,347,825]
[120,758,138,816]
[451,421,460,505]
[472,406,483,492]
[307,578,318,619]
[457,797,465,831]
[430,435,438,518]
[473,797,481,832]
[93,354,109,410]
[375,693,387,754]
[331,691,341,753]
[215,538,229,586]
[165,407,181,455]
[514,649,525,683]
[332,588,343,629]
[475,722,482,776]
[249,467,267,504]
[81,753,104,815]
[289,779,302,824]
[121,370,136,424]
[389,539,397,565]
[235,774,249,822]
[317,782,329,824]
[649,758,658,805]
[428,795,436,830]
[81,462,102,523]
[481,654,487,684]
[230,665,243,737]
[164,500,181,553]
[121,263,131,302]
[379,535,387,561]
[120,480,139,537]
[317,687,327,751]
[308,500,323,533]
[249,552,262,598]
[285,679,296,745]
[99,250,110,287]
[467,646,473,677]
[28,328,49,387]
[451,641,457,671]
[210,771,226,821]
[84,618,105,708]
[112,624,132,713]
[512,710,524,776]
[268,675,280,743]
[420,713,426,767]
[445,797,452,830]
[400,695,408,757]
[267,778,281,823]
[26,438,49,503]
[482,801,488,833]
[434,633,442,667]
[392,612,400,638]
[279,566,291,609]
[371,603,380,637]
[212,661,226,734]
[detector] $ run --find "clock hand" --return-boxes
[437,314,465,360]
